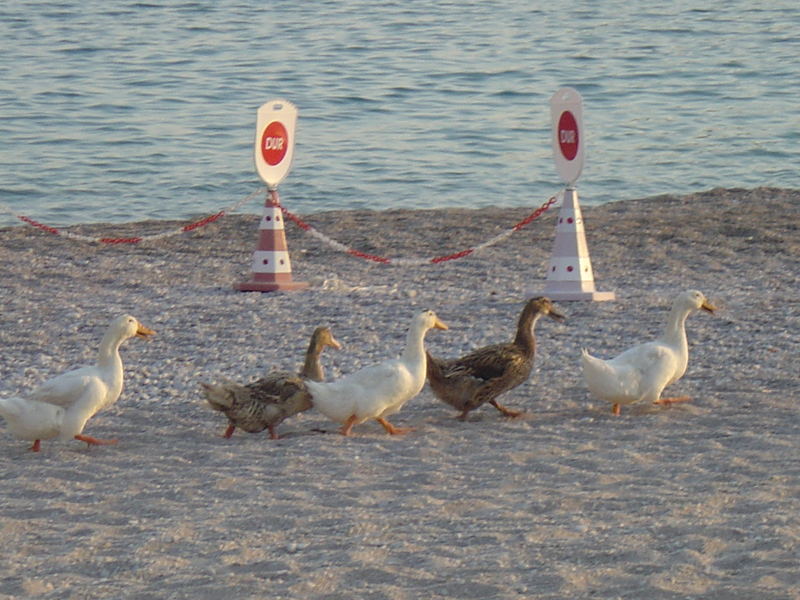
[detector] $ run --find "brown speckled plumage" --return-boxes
[426,297,564,419]
[200,326,340,439]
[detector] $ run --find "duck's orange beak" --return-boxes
[136,324,156,338]
[433,318,449,331]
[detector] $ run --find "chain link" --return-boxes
[0,189,265,244]
[2,188,561,264]
[279,190,562,266]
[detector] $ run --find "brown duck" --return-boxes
[200,326,341,439]
[426,297,564,420]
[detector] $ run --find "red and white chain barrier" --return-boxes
[2,187,562,265]
[278,190,562,266]
[0,189,265,244]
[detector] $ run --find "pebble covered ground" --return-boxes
[0,187,797,599]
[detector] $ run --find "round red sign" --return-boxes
[557,111,579,161]
[261,121,289,166]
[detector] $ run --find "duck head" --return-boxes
[417,309,449,332]
[112,315,156,340]
[526,297,566,323]
[311,326,342,351]
[677,290,716,314]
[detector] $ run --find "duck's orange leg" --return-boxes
[340,415,358,436]
[29,439,41,452]
[222,424,236,438]
[267,424,279,440]
[612,403,621,416]
[489,400,524,418]
[74,434,119,447]
[654,396,692,407]
[376,417,414,436]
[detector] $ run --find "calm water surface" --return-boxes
[1,1,798,226]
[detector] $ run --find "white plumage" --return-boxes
[581,290,715,415]
[0,314,155,451]
[306,310,448,436]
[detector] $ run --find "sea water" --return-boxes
[1,1,798,227]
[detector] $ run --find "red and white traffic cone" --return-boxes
[235,189,309,292]
[542,187,614,301]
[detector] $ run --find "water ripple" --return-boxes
[0,1,798,225]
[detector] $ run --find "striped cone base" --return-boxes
[541,187,614,302]
[235,192,308,293]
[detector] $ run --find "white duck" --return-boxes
[0,315,155,451]
[305,310,448,436]
[581,290,715,415]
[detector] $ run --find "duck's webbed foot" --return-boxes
[654,396,692,407]
[74,434,119,447]
[376,417,413,435]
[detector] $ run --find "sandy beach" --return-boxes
[0,187,798,599]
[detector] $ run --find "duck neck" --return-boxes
[661,304,691,352]
[401,322,428,368]
[513,310,541,356]
[97,329,124,371]
[301,344,324,381]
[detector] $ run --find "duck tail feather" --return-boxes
[0,396,26,419]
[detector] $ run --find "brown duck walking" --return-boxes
[200,326,341,439]
[426,297,564,420]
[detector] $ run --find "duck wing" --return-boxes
[244,371,303,400]
[427,344,532,410]
[582,350,643,402]
[307,360,411,423]
[201,372,310,433]
[247,372,312,416]
[27,366,100,409]
[583,343,676,404]
[454,343,530,380]
[616,342,680,401]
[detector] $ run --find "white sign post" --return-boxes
[235,99,308,292]
[254,99,298,191]
[541,87,614,302]
[550,87,585,186]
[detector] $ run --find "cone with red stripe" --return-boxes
[235,189,308,292]
[542,187,614,301]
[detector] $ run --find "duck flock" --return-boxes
[0,290,715,452]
